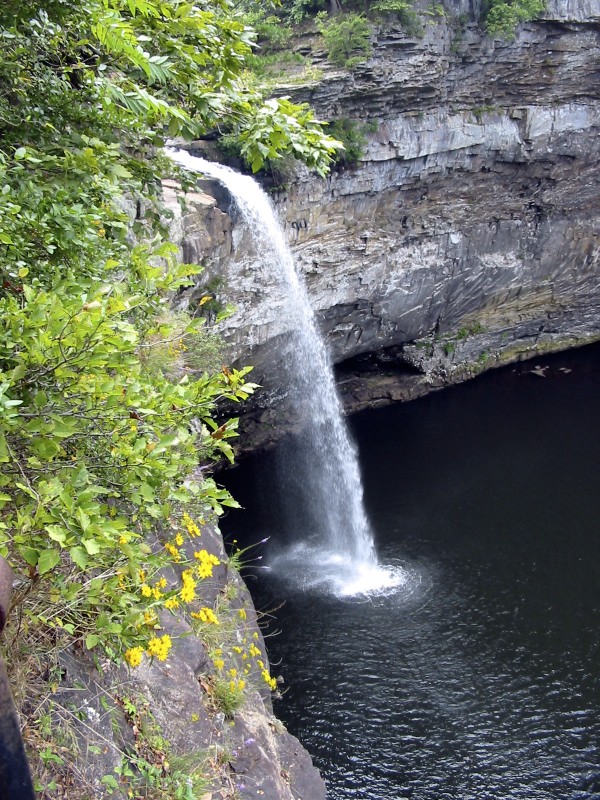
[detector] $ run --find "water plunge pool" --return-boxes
[220,344,600,800]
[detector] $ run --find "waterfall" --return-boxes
[168,149,402,595]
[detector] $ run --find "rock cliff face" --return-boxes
[169,0,600,440]
[51,523,326,800]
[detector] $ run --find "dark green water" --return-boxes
[220,345,600,799]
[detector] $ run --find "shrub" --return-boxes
[328,118,372,167]
[484,0,546,37]
[371,0,424,37]
[242,11,293,52]
[316,12,372,68]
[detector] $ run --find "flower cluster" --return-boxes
[207,624,278,698]
[179,569,197,603]
[124,633,172,667]
[191,607,219,625]
[194,549,220,579]
[183,512,202,537]
[122,513,224,670]
[124,646,144,669]
[146,634,172,662]
[261,669,277,691]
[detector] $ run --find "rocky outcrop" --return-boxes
[167,0,600,443]
[49,523,326,800]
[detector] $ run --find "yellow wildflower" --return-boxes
[152,586,163,601]
[140,584,152,598]
[146,634,172,662]
[164,542,180,561]
[261,670,277,691]
[191,607,219,625]
[213,658,225,671]
[193,549,220,580]
[144,610,157,626]
[228,668,237,678]
[124,647,144,669]
[165,597,180,611]
[175,533,184,546]
[197,563,213,579]
[180,582,196,603]
[183,512,201,537]
[238,608,247,620]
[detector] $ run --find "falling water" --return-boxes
[168,149,402,595]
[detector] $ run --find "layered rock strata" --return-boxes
[167,0,600,447]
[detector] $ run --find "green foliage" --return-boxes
[370,0,423,37]
[316,11,372,69]
[484,0,546,37]
[244,50,307,83]
[0,255,256,652]
[243,11,293,51]
[0,0,341,670]
[0,0,340,178]
[218,98,343,175]
[282,0,327,25]
[328,119,372,167]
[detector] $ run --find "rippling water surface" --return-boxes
[220,346,600,799]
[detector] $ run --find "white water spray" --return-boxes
[168,149,402,595]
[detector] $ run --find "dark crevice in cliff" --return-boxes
[335,347,425,381]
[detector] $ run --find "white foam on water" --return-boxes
[268,543,408,598]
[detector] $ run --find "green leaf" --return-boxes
[109,164,132,178]
[69,546,89,570]
[19,547,39,567]
[139,483,154,501]
[38,549,61,575]
[76,507,91,532]
[30,438,61,460]
[45,525,69,546]
[85,634,101,650]
[83,539,102,555]
[34,391,48,408]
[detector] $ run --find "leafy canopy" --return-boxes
[0,0,338,662]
